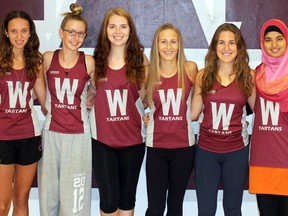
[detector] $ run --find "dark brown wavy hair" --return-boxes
[93,7,145,86]
[201,23,253,96]
[0,10,42,79]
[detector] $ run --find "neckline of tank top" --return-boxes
[59,51,80,76]
[160,71,178,78]
[64,69,69,76]
[14,68,24,89]
[63,63,77,76]
[108,64,126,71]
[216,78,236,87]
[12,67,25,71]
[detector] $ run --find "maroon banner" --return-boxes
[1,0,44,21]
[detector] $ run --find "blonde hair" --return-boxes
[146,23,187,107]
[60,3,87,31]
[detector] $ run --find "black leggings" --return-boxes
[195,145,249,216]
[92,139,145,214]
[257,194,288,216]
[145,146,195,216]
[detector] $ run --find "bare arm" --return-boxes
[33,51,53,115]
[85,54,95,78]
[247,69,256,111]
[36,51,54,115]
[140,53,150,109]
[85,55,96,110]
[33,64,47,114]
[191,70,204,121]
[185,60,198,85]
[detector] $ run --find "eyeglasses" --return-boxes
[62,29,87,38]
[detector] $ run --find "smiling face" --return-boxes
[263,31,287,58]
[216,30,237,64]
[106,15,130,48]
[6,17,30,50]
[60,20,86,51]
[158,29,179,62]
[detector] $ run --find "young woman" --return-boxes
[144,23,197,216]
[37,4,95,216]
[89,7,148,216]
[0,10,45,216]
[191,23,255,215]
[249,19,288,216]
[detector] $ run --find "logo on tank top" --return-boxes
[5,81,29,114]
[50,70,59,74]
[54,78,78,110]
[209,90,216,94]
[158,88,183,121]
[209,102,234,134]
[98,77,108,82]
[38,137,42,151]
[258,97,282,131]
[38,143,42,152]
[105,89,130,122]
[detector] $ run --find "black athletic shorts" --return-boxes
[0,136,42,165]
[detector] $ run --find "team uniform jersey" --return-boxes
[198,79,249,153]
[43,50,90,134]
[39,50,92,216]
[250,88,288,167]
[146,72,195,149]
[249,85,288,195]
[0,69,40,140]
[89,65,145,149]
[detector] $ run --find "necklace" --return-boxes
[64,68,70,76]
[15,69,24,89]
[61,53,78,76]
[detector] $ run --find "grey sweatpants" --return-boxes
[38,130,92,216]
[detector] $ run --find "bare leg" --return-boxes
[119,209,134,216]
[0,164,14,216]
[12,162,37,216]
[100,209,119,216]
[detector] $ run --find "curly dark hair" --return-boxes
[0,10,42,79]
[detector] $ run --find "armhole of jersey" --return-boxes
[46,50,58,73]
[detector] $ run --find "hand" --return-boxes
[142,97,148,109]
[143,113,150,126]
[86,92,96,111]
[41,106,48,116]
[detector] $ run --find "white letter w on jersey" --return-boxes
[105,89,128,116]
[7,81,29,108]
[260,97,280,125]
[211,102,235,130]
[55,78,78,104]
[159,89,182,115]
